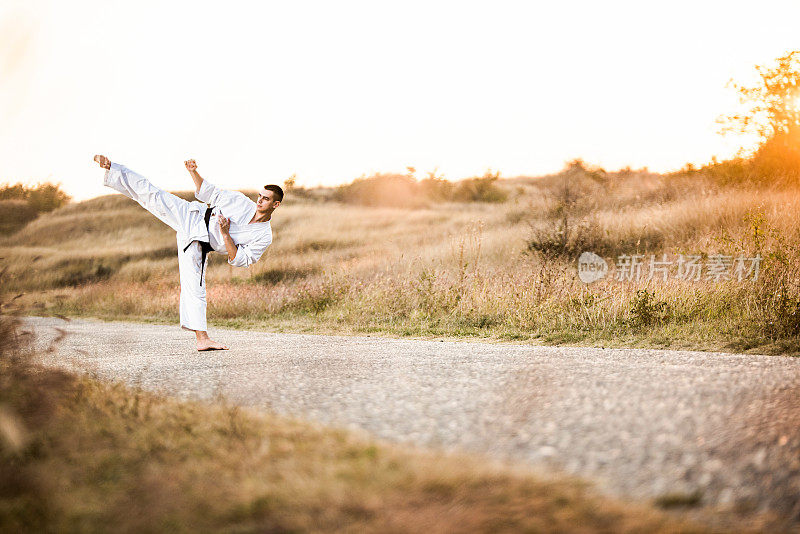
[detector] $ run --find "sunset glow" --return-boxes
[1,0,799,199]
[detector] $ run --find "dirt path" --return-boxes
[27,316,800,523]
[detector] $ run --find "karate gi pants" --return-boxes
[104,166,211,332]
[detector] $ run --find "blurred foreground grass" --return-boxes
[0,316,718,532]
[2,163,800,355]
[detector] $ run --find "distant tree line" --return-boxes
[333,169,507,208]
[0,182,71,233]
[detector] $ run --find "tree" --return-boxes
[0,182,70,212]
[719,50,800,178]
[721,51,800,140]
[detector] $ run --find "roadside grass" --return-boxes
[20,270,800,356]
[3,168,800,355]
[0,320,718,533]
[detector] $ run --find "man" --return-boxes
[93,155,281,350]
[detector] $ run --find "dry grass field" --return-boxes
[2,164,800,355]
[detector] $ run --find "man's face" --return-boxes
[256,189,280,213]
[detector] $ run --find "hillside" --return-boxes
[2,167,800,354]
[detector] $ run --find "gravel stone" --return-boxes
[25,316,800,523]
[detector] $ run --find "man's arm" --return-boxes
[191,165,250,211]
[218,219,272,268]
[184,159,204,193]
[218,215,238,262]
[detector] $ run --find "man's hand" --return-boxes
[218,215,231,234]
[185,159,204,192]
[218,214,238,261]
[94,155,110,169]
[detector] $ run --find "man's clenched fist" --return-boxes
[185,159,198,172]
[94,155,110,169]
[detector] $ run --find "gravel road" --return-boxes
[26,316,800,523]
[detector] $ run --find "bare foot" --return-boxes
[196,338,229,351]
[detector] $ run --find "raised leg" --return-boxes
[96,156,225,347]
[104,162,197,235]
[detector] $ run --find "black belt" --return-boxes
[182,206,215,286]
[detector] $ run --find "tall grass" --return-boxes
[3,166,800,354]
[0,200,38,234]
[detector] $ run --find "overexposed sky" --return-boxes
[0,0,797,199]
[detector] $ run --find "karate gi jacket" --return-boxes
[105,162,272,268]
[195,179,273,267]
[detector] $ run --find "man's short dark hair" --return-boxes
[263,184,284,202]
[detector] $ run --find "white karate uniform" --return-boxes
[104,162,272,331]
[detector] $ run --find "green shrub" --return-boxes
[628,289,671,327]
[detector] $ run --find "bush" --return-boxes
[452,170,507,203]
[692,150,800,187]
[333,173,421,208]
[26,183,71,212]
[333,169,507,207]
[418,175,454,201]
[525,160,664,259]
[0,182,71,214]
[526,216,664,260]
[628,289,671,327]
[750,131,800,183]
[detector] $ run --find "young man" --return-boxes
[93,155,281,350]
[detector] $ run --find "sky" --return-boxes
[0,0,798,200]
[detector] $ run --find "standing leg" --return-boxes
[177,238,228,351]
[178,240,207,331]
